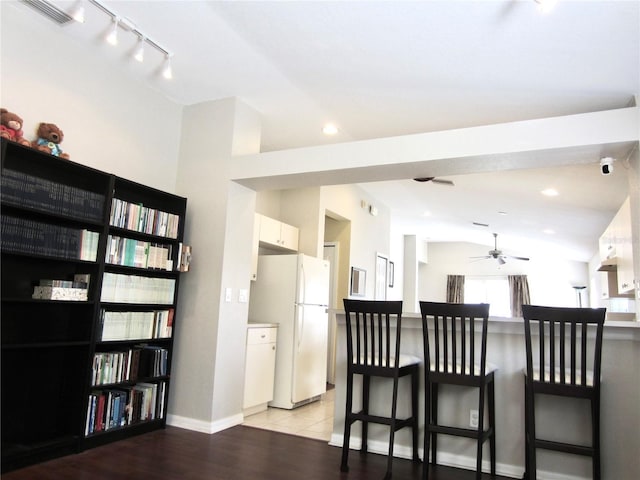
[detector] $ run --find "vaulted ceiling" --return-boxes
[15,0,640,261]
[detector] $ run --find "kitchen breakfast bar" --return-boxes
[329,311,640,480]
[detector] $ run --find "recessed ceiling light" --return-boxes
[541,188,559,197]
[322,124,339,135]
[498,211,507,216]
[543,229,556,235]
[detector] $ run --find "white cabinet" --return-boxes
[598,196,635,297]
[257,214,299,252]
[614,197,634,294]
[251,214,300,280]
[243,325,278,414]
[250,214,261,281]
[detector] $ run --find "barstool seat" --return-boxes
[341,299,421,480]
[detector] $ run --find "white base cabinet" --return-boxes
[243,325,278,413]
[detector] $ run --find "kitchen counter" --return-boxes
[330,310,640,479]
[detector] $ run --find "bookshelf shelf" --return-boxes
[1,139,186,472]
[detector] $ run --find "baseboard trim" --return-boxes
[330,433,587,480]
[166,412,244,434]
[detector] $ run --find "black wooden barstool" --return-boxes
[419,301,496,480]
[522,304,606,480]
[341,299,421,480]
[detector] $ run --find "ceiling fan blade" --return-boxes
[469,255,492,259]
[430,178,455,186]
[413,177,455,186]
[508,255,530,261]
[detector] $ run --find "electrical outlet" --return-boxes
[469,409,479,428]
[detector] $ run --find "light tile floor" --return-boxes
[242,387,335,442]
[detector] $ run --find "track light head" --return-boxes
[134,37,145,62]
[106,17,119,45]
[71,1,85,23]
[162,55,173,80]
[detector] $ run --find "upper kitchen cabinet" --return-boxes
[598,197,635,295]
[614,197,634,294]
[251,214,299,281]
[256,214,299,252]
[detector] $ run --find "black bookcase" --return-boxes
[1,139,187,472]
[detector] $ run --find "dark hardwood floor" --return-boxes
[2,426,514,480]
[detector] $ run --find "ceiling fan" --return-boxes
[470,233,530,265]
[413,176,455,186]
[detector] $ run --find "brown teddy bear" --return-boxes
[33,122,69,159]
[0,108,30,146]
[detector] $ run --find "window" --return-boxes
[464,276,511,317]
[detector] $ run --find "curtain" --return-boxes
[446,275,465,303]
[508,275,530,318]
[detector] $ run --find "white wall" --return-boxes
[416,242,588,312]
[0,3,182,193]
[320,184,391,299]
[170,98,260,432]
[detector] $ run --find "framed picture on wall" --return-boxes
[350,266,366,297]
[375,252,388,300]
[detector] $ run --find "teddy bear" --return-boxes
[0,108,31,146]
[33,122,70,159]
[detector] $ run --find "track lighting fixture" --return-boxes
[78,0,173,79]
[23,0,174,79]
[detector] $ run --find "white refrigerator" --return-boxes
[249,253,329,409]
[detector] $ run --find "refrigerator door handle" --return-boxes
[299,262,306,304]
[297,306,304,350]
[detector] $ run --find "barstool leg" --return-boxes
[476,384,486,480]
[385,375,400,480]
[524,381,537,480]
[361,374,370,454]
[592,395,601,480]
[423,379,432,480]
[411,369,420,462]
[488,378,496,476]
[341,371,354,472]
[431,382,439,466]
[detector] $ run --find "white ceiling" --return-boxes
[18,0,640,262]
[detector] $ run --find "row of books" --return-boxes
[84,381,166,436]
[100,309,174,341]
[92,345,169,386]
[106,234,173,270]
[109,198,180,239]
[100,273,176,304]
[1,168,105,222]
[1,215,99,261]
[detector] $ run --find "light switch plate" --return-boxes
[238,289,248,303]
[225,287,232,302]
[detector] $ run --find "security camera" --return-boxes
[600,157,614,175]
